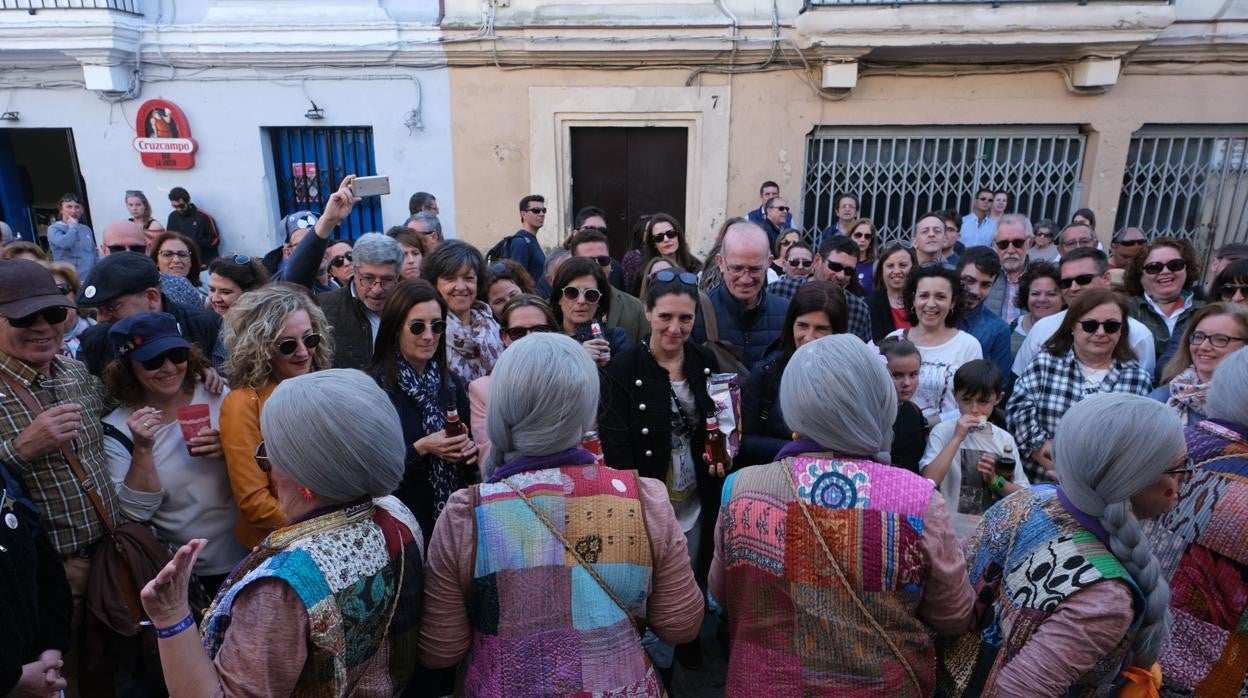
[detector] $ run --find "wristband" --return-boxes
[989,475,1006,494]
[154,613,196,639]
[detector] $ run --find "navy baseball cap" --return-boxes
[78,253,161,307]
[109,311,190,363]
[282,210,319,240]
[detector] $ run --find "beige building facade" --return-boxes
[441,0,1248,263]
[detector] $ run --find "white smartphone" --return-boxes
[351,175,390,197]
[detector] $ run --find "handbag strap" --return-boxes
[0,369,114,534]
[698,292,720,343]
[786,469,923,696]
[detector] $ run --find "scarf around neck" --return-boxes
[1167,365,1209,422]
[395,353,459,517]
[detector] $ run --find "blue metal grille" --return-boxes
[0,0,141,12]
[268,126,381,241]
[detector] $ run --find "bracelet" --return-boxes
[989,475,1006,494]
[153,613,196,639]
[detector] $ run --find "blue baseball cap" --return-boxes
[282,210,320,240]
[109,311,191,363]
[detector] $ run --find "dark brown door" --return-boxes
[570,126,688,260]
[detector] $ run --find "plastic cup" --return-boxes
[176,404,211,455]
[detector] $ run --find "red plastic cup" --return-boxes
[176,404,211,455]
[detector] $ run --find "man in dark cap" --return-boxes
[75,253,224,376]
[0,259,119,692]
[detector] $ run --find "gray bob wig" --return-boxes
[1053,393,1184,667]
[1207,346,1248,427]
[779,334,897,461]
[261,369,406,501]
[485,332,599,477]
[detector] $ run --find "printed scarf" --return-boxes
[395,354,458,517]
[1167,365,1209,423]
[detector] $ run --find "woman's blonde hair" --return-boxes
[224,283,333,389]
[1160,302,1248,384]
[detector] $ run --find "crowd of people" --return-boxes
[1,173,1246,697]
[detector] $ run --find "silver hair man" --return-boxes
[261,369,407,500]
[352,232,404,269]
[1053,393,1184,666]
[484,332,599,477]
[1207,346,1248,426]
[779,334,898,461]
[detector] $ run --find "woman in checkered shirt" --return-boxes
[1006,289,1153,483]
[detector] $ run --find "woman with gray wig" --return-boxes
[710,335,976,696]
[944,393,1184,697]
[139,369,426,696]
[419,333,703,695]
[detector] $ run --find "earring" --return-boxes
[299,486,315,502]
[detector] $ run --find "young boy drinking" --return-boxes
[919,359,1028,515]
[881,338,927,473]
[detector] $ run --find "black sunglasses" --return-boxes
[525,207,547,214]
[769,205,791,212]
[652,269,698,285]
[1034,231,1053,238]
[1116,239,1146,247]
[107,244,147,254]
[408,319,447,337]
[787,259,813,269]
[995,239,1027,250]
[562,286,602,304]
[504,325,553,342]
[276,333,321,355]
[592,255,611,268]
[330,253,353,268]
[1058,273,1097,289]
[1078,319,1123,334]
[579,225,608,235]
[140,347,189,371]
[651,229,679,242]
[5,306,68,328]
[1143,259,1187,275]
[1218,283,1248,300]
[254,441,271,473]
[825,261,854,275]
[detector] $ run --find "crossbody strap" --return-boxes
[0,369,114,534]
[698,292,720,343]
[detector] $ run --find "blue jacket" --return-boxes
[691,283,788,372]
[46,220,98,278]
[958,303,1014,383]
[506,229,546,289]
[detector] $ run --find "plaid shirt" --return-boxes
[767,275,873,343]
[1006,349,1152,481]
[0,351,119,554]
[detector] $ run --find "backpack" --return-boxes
[485,234,516,266]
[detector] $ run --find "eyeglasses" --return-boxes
[56,282,74,295]
[407,319,447,337]
[1034,231,1053,239]
[503,325,553,342]
[787,258,813,269]
[4,306,68,328]
[994,239,1027,250]
[768,206,791,212]
[330,253,353,268]
[850,232,873,241]
[357,274,398,290]
[591,255,611,268]
[725,264,766,278]
[1062,238,1096,248]
[651,229,679,242]
[1116,239,1146,247]
[159,250,191,260]
[524,207,547,215]
[107,244,147,254]
[229,254,252,265]
[652,269,698,285]
[1165,457,1196,475]
[1142,259,1187,275]
[275,333,321,355]
[561,286,602,304]
[1189,331,1245,348]
[1058,273,1097,289]
[1218,283,1248,301]
[254,441,271,473]
[1078,319,1123,334]
[139,347,189,371]
[825,261,854,275]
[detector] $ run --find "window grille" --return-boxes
[267,126,382,241]
[1116,127,1248,257]
[801,127,1086,247]
[0,0,140,12]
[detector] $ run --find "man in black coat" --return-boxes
[165,186,220,264]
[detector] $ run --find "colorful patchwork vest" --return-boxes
[717,455,936,696]
[465,465,659,697]
[201,496,423,697]
[939,484,1142,697]
[1149,419,1248,696]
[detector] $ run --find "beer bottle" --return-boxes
[590,321,611,365]
[704,415,730,468]
[444,405,466,438]
[994,443,1015,477]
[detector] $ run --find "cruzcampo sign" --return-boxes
[133,99,198,169]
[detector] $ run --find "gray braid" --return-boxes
[1099,500,1171,666]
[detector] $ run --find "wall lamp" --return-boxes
[304,101,324,120]
[0,112,18,122]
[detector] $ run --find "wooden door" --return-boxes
[570,126,688,260]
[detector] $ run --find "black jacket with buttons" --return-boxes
[598,341,722,583]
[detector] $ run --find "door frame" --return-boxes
[528,86,731,259]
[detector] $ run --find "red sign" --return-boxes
[132,99,197,169]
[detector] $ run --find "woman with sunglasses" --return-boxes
[326,239,354,286]
[125,189,164,236]
[101,312,246,595]
[643,213,703,278]
[550,256,629,365]
[1007,289,1152,482]
[1125,237,1205,362]
[1027,219,1061,264]
[942,393,1184,697]
[468,295,556,467]
[46,193,97,279]
[847,218,878,291]
[781,240,815,281]
[484,259,537,319]
[205,254,269,318]
[865,244,917,343]
[40,261,94,359]
[422,240,503,383]
[150,231,206,292]
[1212,258,1248,305]
[219,284,332,547]
[1009,261,1063,354]
[772,228,802,278]
[369,279,477,543]
[1150,303,1248,425]
[740,281,848,466]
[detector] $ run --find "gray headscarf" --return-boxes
[1207,346,1248,426]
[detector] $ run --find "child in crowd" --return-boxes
[920,359,1028,515]
[881,338,927,473]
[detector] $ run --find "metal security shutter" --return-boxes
[1116,127,1248,256]
[801,127,1085,247]
[268,126,381,241]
